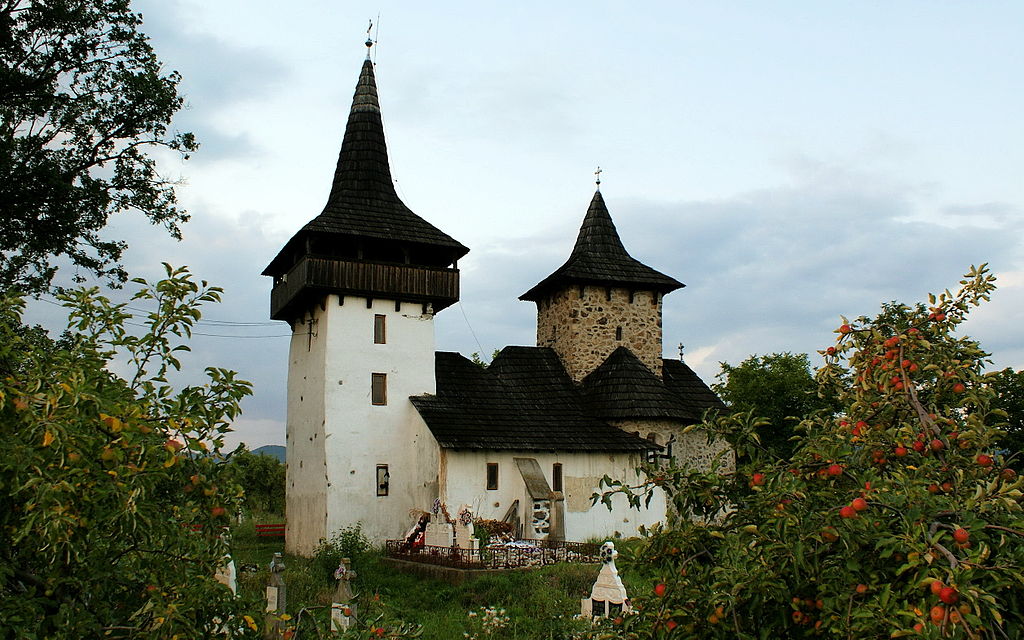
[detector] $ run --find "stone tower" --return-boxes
[262,51,468,555]
[520,190,683,381]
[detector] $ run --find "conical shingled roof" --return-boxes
[519,191,683,300]
[263,58,467,277]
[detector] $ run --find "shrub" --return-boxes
[0,266,260,638]
[314,524,373,581]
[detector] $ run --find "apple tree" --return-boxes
[0,265,261,639]
[596,265,1024,639]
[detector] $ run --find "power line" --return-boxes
[33,296,281,328]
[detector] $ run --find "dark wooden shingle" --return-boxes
[263,59,467,279]
[520,191,683,301]
[411,346,725,451]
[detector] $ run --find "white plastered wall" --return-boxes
[286,294,442,553]
[284,309,328,556]
[441,450,666,541]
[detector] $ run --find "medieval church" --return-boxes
[263,49,727,555]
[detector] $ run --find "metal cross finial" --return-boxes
[594,166,602,190]
[678,342,685,360]
[365,19,374,57]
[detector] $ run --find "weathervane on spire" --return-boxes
[678,342,685,361]
[594,166,602,190]
[365,19,374,58]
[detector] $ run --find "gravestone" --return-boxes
[214,553,237,594]
[454,505,478,551]
[581,542,632,618]
[424,521,454,547]
[330,557,357,632]
[265,552,287,639]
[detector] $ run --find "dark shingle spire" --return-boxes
[320,59,395,204]
[519,190,683,301]
[303,58,467,252]
[263,56,467,278]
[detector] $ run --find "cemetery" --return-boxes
[230,515,641,638]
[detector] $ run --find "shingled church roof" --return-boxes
[519,191,684,301]
[263,57,467,277]
[581,346,704,421]
[410,346,724,451]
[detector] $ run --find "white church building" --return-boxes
[263,49,727,556]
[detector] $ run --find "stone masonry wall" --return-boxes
[535,285,663,381]
[610,419,735,475]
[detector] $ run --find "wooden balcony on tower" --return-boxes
[270,254,460,320]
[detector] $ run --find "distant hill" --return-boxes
[251,445,286,463]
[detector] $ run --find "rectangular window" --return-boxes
[376,464,390,496]
[374,314,386,344]
[552,463,563,492]
[486,463,499,490]
[371,373,387,405]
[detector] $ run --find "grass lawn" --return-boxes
[230,515,650,639]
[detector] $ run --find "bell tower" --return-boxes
[263,46,468,554]
[520,189,683,382]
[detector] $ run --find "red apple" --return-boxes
[840,506,857,519]
[939,587,959,605]
[839,324,852,334]
[930,580,944,596]
[851,498,868,512]
[164,438,184,452]
[894,446,908,457]
[977,454,993,468]
[827,464,843,477]
[952,383,966,393]
[930,439,944,452]
[654,582,667,597]
[953,528,969,544]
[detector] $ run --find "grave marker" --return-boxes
[580,542,631,618]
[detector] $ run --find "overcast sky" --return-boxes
[23,1,1024,449]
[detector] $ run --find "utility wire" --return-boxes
[457,300,486,361]
[32,297,291,338]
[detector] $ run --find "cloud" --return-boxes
[439,165,1024,385]
[134,0,290,164]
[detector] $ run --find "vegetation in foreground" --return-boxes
[1,267,261,638]
[599,266,1024,639]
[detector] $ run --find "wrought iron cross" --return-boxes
[594,166,602,189]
